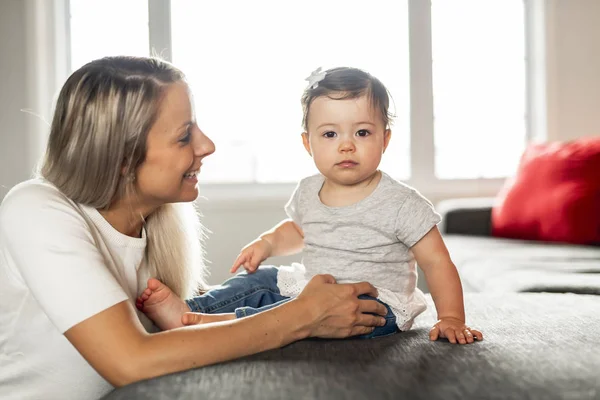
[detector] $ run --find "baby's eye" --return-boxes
[323,131,337,138]
[356,129,370,137]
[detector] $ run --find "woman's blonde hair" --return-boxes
[40,56,207,298]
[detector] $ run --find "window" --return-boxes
[69,0,149,71]
[432,0,526,179]
[68,0,527,187]
[170,0,410,183]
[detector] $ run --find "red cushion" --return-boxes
[491,137,600,245]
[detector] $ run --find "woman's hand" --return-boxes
[294,274,388,338]
[230,238,272,274]
[429,317,483,344]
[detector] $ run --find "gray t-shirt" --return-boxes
[284,172,441,295]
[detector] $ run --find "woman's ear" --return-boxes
[301,132,312,156]
[121,163,129,177]
[121,160,136,181]
[383,129,392,153]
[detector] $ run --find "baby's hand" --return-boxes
[429,317,483,344]
[230,238,273,274]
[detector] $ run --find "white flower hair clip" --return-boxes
[305,67,327,89]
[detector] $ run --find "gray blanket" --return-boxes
[103,293,600,400]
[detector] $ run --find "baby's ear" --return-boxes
[301,132,312,156]
[383,129,392,153]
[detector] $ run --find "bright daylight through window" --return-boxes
[69,0,526,184]
[432,0,526,179]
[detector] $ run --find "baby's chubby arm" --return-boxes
[230,219,304,273]
[411,226,483,344]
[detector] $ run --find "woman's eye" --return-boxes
[356,129,370,137]
[323,131,337,138]
[179,128,192,144]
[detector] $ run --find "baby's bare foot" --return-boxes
[136,278,190,331]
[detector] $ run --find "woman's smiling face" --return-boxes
[135,82,215,208]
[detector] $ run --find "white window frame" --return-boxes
[58,0,543,206]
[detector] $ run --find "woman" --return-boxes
[0,56,388,400]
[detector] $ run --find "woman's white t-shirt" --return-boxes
[0,179,155,400]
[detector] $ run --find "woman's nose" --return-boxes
[193,127,216,158]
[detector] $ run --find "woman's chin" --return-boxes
[182,191,199,203]
[175,186,199,203]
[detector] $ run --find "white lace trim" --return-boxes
[376,287,427,331]
[276,263,309,297]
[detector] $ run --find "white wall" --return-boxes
[197,198,301,285]
[0,0,68,199]
[544,0,600,141]
[1,0,599,288]
[0,1,32,195]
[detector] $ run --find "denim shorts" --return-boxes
[185,266,398,339]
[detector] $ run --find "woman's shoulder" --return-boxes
[2,178,69,208]
[0,178,80,227]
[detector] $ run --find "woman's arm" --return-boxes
[65,275,388,387]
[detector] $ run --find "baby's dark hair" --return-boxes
[301,67,394,132]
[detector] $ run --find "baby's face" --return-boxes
[302,93,391,186]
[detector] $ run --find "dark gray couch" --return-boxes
[438,197,600,295]
[104,199,600,400]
